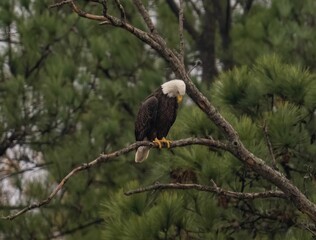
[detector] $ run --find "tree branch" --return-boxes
[49,0,72,8]
[132,0,156,34]
[124,181,287,200]
[166,0,199,39]
[0,162,52,181]
[131,0,167,48]
[2,137,228,220]
[114,0,126,21]
[178,0,184,65]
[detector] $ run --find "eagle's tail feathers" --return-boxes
[135,146,150,163]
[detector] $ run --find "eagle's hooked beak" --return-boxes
[177,95,183,104]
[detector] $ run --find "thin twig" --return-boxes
[49,0,72,8]
[63,0,161,50]
[178,0,184,65]
[2,138,228,220]
[187,59,202,75]
[114,0,126,21]
[124,181,287,199]
[166,0,199,40]
[262,121,278,170]
[295,222,316,237]
[69,1,108,21]
[0,162,52,181]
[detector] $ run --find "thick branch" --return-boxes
[2,137,227,220]
[124,182,287,200]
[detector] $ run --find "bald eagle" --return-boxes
[135,79,186,162]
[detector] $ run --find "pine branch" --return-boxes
[2,138,228,220]
[124,181,287,200]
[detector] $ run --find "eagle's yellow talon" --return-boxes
[153,137,172,148]
[153,138,162,149]
[161,137,172,148]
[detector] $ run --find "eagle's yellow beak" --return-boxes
[177,95,183,104]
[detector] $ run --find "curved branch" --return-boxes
[2,137,228,220]
[124,181,287,200]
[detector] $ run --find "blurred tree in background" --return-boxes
[0,0,315,239]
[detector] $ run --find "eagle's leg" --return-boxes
[160,137,172,148]
[153,137,163,149]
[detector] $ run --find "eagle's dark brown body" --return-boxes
[135,87,178,142]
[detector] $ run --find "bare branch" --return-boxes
[49,0,72,9]
[114,0,126,21]
[124,181,287,200]
[131,0,167,48]
[2,137,228,220]
[0,162,52,181]
[166,0,199,39]
[178,0,184,65]
[187,59,202,75]
[59,1,162,52]
[132,0,156,34]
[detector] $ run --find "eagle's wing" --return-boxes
[135,96,158,141]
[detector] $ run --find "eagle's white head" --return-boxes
[161,79,186,102]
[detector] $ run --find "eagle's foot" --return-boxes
[160,137,172,148]
[153,138,163,149]
[153,137,172,148]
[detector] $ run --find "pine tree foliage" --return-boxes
[1,0,316,239]
[0,0,165,238]
[102,54,316,239]
[232,0,316,70]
